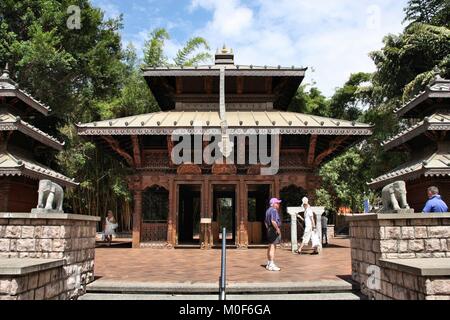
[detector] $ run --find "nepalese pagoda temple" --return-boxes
[77,47,373,248]
[369,73,450,212]
[0,65,77,212]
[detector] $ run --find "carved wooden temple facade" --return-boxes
[0,66,77,212]
[369,74,450,211]
[77,48,373,248]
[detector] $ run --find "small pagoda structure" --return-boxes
[369,72,450,211]
[0,65,77,212]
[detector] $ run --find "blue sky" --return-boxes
[91,0,408,96]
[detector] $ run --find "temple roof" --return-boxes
[142,47,306,111]
[0,150,78,187]
[76,111,373,136]
[143,64,307,74]
[382,111,450,151]
[368,151,450,189]
[0,109,64,150]
[0,65,51,115]
[394,75,450,119]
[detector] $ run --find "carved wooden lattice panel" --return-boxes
[141,222,168,242]
[142,150,170,169]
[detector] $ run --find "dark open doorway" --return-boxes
[247,184,271,244]
[178,184,201,244]
[212,185,236,245]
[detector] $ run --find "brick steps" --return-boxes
[79,292,363,300]
[80,279,363,300]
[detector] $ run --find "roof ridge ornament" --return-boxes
[1,63,10,80]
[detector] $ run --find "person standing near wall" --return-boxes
[104,210,118,246]
[422,186,448,213]
[321,213,328,247]
[265,198,282,271]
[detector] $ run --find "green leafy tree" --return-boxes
[288,85,331,116]
[370,23,450,102]
[143,27,170,67]
[143,27,211,67]
[404,0,450,27]
[173,36,211,66]
[328,72,372,121]
[0,1,133,226]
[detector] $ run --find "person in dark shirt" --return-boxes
[422,186,448,213]
[265,198,282,271]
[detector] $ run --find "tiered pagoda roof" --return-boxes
[394,76,450,118]
[0,150,76,186]
[77,47,373,168]
[369,73,450,189]
[77,110,372,136]
[382,111,450,151]
[0,109,64,150]
[0,65,76,187]
[369,150,450,189]
[0,66,51,115]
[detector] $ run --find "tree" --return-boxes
[404,0,450,27]
[315,149,374,212]
[173,36,211,66]
[143,27,211,67]
[288,85,331,116]
[0,1,133,226]
[316,1,450,212]
[143,27,170,67]
[0,0,126,124]
[328,72,372,121]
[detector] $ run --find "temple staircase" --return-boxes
[79,279,365,300]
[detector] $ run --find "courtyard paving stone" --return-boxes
[93,238,351,283]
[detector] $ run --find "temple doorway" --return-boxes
[247,184,271,244]
[212,185,236,245]
[178,184,201,244]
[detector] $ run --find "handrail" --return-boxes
[219,227,227,300]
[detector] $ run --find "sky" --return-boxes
[91,0,408,97]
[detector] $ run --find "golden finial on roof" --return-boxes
[221,44,231,54]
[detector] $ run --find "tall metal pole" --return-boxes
[219,227,226,300]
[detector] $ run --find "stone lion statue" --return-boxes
[36,179,64,212]
[381,180,411,213]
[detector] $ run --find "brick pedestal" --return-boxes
[347,213,450,300]
[0,213,100,299]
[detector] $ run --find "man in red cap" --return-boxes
[265,197,282,271]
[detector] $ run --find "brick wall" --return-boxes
[370,261,450,300]
[0,213,100,299]
[0,261,66,300]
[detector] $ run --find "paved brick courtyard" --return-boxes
[93,237,352,283]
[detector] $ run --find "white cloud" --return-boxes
[190,0,407,96]
[191,0,254,37]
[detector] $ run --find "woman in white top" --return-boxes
[297,197,318,254]
[103,210,118,246]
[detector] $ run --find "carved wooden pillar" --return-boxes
[238,178,248,248]
[274,176,280,199]
[200,178,212,249]
[132,190,143,248]
[167,177,175,247]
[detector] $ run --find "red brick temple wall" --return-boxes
[0,177,38,212]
